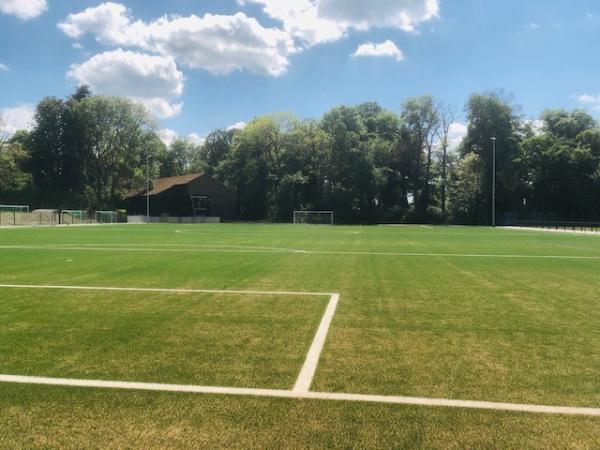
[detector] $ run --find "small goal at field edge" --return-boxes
[95,211,118,224]
[0,205,29,226]
[61,210,88,225]
[293,211,334,225]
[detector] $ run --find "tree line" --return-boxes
[2,86,600,223]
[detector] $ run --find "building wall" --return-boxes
[186,175,237,220]
[125,174,237,219]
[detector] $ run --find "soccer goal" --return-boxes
[293,211,334,225]
[95,210,118,224]
[0,205,29,226]
[61,210,88,225]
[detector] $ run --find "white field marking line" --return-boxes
[0,284,338,389]
[175,230,361,238]
[1,285,598,417]
[175,230,327,238]
[0,284,336,297]
[38,242,310,254]
[2,244,600,260]
[294,293,340,393]
[1,375,598,417]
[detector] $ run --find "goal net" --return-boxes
[0,204,29,226]
[61,210,88,225]
[293,211,334,225]
[96,210,118,224]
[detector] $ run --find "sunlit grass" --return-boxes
[0,224,598,448]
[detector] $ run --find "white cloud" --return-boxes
[525,119,544,135]
[237,0,345,47]
[59,3,296,76]
[68,49,185,119]
[58,2,139,44]
[158,129,205,146]
[145,13,295,76]
[138,98,183,120]
[448,122,467,149]
[60,1,438,73]
[0,104,35,137]
[0,63,8,71]
[227,121,247,131]
[158,128,179,146]
[187,133,206,145]
[240,0,438,46]
[318,0,439,32]
[353,40,404,61]
[574,94,600,111]
[0,0,47,20]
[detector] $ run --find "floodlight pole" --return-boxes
[146,150,150,223]
[491,137,497,227]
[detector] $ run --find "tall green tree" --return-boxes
[519,110,600,220]
[399,96,440,215]
[71,96,154,206]
[320,105,376,222]
[460,92,523,223]
[28,97,69,191]
[161,139,204,177]
[202,129,236,175]
[448,153,485,224]
[216,116,284,220]
[0,135,31,191]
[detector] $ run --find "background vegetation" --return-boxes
[2,86,599,224]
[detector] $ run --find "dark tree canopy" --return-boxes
[3,89,600,223]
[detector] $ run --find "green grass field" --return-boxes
[0,224,599,449]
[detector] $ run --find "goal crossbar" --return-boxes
[0,204,29,212]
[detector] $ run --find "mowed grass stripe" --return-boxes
[2,244,600,259]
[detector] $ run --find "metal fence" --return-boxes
[512,220,600,234]
[0,210,126,227]
[0,210,60,227]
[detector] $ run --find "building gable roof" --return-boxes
[125,173,203,198]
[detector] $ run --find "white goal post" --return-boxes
[0,204,29,213]
[61,210,88,225]
[95,210,118,224]
[293,211,334,225]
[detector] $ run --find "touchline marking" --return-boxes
[0,375,598,417]
[0,284,335,297]
[294,293,340,393]
[2,245,600,260]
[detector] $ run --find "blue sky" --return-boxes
[1,0,599,144]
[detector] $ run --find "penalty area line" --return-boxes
[0,375,598,417]
[294,293,340,393]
